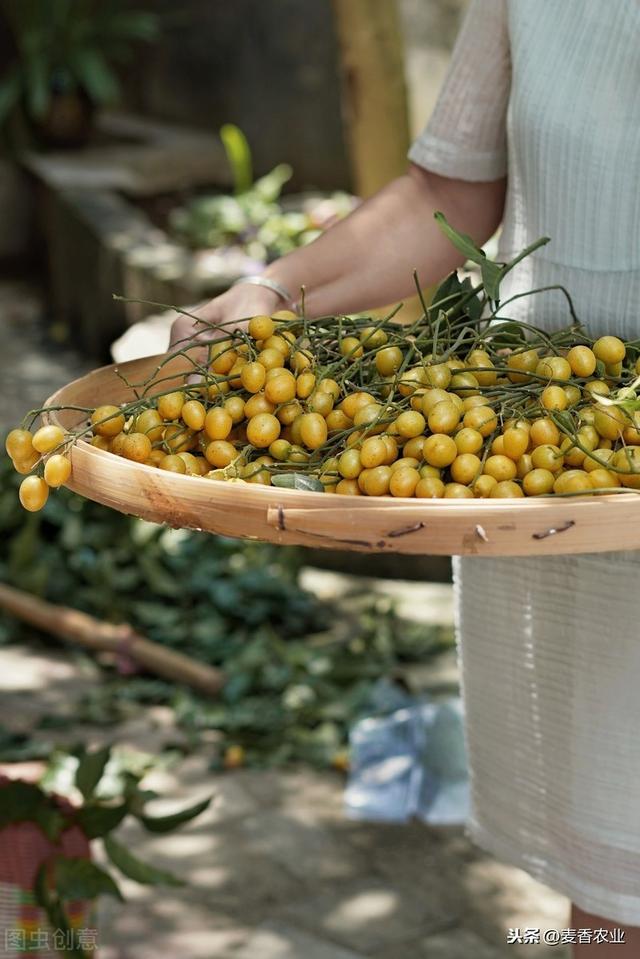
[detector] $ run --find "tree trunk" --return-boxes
[332,0,410,197]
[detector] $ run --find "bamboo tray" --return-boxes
[44,353,640,557]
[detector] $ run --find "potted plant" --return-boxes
[168,124,356,281]
[0,744,210,958]
[0,0,159,148]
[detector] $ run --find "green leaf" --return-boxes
[76,801,129,839]
[434,211,487,267]
[99,10,160,43]
[52,855,124,902]
[34,864,89,959]
[137,553,181,598]
[75,745,111,800]
[271,473,324,492]
[104,835,184,886]
[0,778,66,841]
[221,123,253,195]
[488,320,528,349]
[252,163,292,203]
[34,805,66,842]
[461,277,483,321]
[68,48,120,105]
[480,258,503,302]
[0,729,53,763]
[428,271,464,315]
[138,795,211,834]
[23,53,50,119]
[434,211,504,303]
[0,781,48,828]
[0,69,22,128]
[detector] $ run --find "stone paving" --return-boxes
[0,280,571,957]
[2,644,570,959]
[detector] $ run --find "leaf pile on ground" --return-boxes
[0,456,452,767]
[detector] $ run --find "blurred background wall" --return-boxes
[118,0,470,189]
[120,0,352,191]
[0,0,470,355]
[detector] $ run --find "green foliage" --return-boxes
[1,742,210,945]
[0,455,323,662]
[220,123,253,195]
[104,836,184,887]
[0,728,54,762]
[433,211,550,305]
[52,856,124,901]
[74,745,111,800]
[138,795,211,834]
[0,455,452,767]
[0,780,65,841]
[170,125,354,262]
[271,472,325,491]
[0,0,159,134]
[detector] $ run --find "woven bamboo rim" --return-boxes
[44,353,640,557]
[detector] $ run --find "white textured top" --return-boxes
[409,0,640,335]
[410,2,640,925]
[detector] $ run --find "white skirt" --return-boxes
[454,551,640,925]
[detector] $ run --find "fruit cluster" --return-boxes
[8,216,640,511]
[7,313,640,511]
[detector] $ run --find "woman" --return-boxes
[172,2,640,953]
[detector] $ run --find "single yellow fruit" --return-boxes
[523,468,555,496]
[415,476,445,498]
[122,433,153,463]
[205,407,233,441]
[19,475,49,512]
[181,400,206,431]
[248,315,275,340]
[12,451,41,474]
[157,391,185,421]
[593,335,625,365]
[567,345,597,377]
[205,440,237,468]
[296,371,316,398]
[490,480,524,498]
[395,410,426,438]
[502,427,529,460]
[360,437,388,469]
[444,482,474,499]
[472,474,497,498]
[5,428,34,460]
[91,405,125,438]
[389,467,420,497]
[135,409,164,442]
[299,412,328,450]
[423,434,458,468]
[32,424,65,453]
[593,404,626,440]
[450,453,482,486]
[340,337,363,360]
[375,346,403,376]
[43,454,72,487]
[246,413,281,448]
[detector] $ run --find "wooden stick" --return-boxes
[0,582,225,697]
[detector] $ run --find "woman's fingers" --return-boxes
[168,284,283,349]
[169,302,217,349]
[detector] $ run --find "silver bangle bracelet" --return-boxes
[232,275,294,307]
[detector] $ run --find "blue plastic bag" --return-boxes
[344,696,470,825]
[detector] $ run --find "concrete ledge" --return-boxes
[23,111,232,196]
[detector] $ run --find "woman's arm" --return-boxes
[170,165,505,344]
[265,165,506,315]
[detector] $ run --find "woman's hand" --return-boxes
[169,283,281,349]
